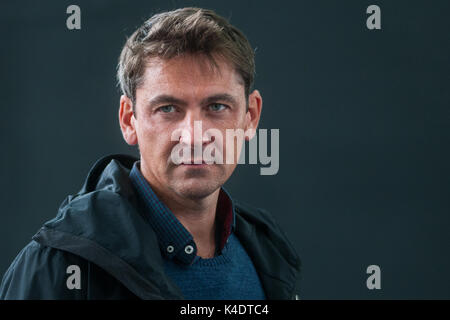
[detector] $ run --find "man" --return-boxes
[0,7,300,300]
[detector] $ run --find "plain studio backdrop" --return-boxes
[0,0,449,299]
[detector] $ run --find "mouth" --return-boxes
[179,160,212,167]
[181,161,207,166]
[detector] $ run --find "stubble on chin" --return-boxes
[167,165,227,200]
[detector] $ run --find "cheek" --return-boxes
[135,120,156,149]
[211,119,246,164]
[213,112,246,132]
[139,122,176,157]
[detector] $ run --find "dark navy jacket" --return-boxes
[0,154,301,300]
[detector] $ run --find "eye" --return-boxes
[208,103,227,112]
[157,105,176,113]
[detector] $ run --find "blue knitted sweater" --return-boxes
[163,232,266,300]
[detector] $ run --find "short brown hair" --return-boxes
[116,7,255,111]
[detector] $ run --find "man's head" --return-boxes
[118,7,262,200]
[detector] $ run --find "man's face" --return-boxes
[120,54,261,200]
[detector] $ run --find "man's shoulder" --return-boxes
[1,239,139,300]
[234,200,283,231]
[0,240,88,299]
[232,200,301,299]
[234,200,300,261]
[3,240,85,273]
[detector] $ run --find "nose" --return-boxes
[177,111,211,148]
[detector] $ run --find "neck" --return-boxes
[141,166,220,259]
[165,191,219,259]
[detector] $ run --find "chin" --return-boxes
[170,178,222,200]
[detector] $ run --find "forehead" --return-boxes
[137,54,245,101]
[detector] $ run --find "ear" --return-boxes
[119,95,138,145]
[244,89,263,141]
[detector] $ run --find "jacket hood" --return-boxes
[32,154,301,299]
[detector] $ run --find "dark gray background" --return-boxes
[1,0,449,299]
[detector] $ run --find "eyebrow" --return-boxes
[200,93,239,106]
[147,95,187,109]
[146,93,239,109]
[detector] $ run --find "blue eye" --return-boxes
[158,105,176,113]
[209,104,227,112]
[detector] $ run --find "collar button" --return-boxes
[184,245,194,255]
